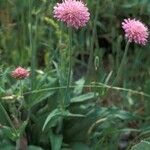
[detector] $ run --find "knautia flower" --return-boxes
[11,67,30,80]
[122,18,149,45]
[53,0,90,29]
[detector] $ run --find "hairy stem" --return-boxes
[65,28,72,106]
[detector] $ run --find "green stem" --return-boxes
[87,3,99,78]
[15,81,24,150]
[29,0,35,90]
[113,40,130,85]
[20,80,23,98]
[16,139,20,150]
[0,103,17,136]
[65,28,72,106]
[18,80,23,113]
[24,83,150,98]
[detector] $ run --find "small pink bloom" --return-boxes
[122,18,149,45]
[53,0,90,29]
[11,67,30,80]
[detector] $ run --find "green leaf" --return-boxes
[70,92,98,103]
[73,78,85,95]
[17,121,28,137]
[50,130,63,150]
[0,87,5,93]
[0,144,15,150]
[43,108,85,131]
[131,141,150,150]
[29,91,55,108]
[1,126,16,141]
[0,104,8,124]
[63,110,85,118]
[42,109,61,131]
[28,145,44,150]
[72,143,92,150]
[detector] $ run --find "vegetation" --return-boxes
[0,0,150,149]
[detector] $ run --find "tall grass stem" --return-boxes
[87,3,99,78]
[113,40,130,85]
[28,0,36,90]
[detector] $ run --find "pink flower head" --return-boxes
[11,67,30,80]
[53,0,90,29]
[122,18,149,45]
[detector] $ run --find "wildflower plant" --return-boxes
[113,18,149,85]
[10,67,30,149]
[52,0,90,106]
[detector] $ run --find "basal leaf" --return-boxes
[50,130,63,150]
[42,109,61,131]
[131,141,150,150]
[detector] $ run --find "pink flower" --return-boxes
[53,0,90,29]
[11,67,30,80]
[122,18,149,45]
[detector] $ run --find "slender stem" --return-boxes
[24,83,150,98]
[87,3,99,78]
[16,139,20,150]
[20,80,23,98]
[18,80,23,114]
[0,103,17,136]
[29,0,35,90]
[65,28,72,106]
[113,40,130,85]
[28,0,35,134]
[16,80,24,150]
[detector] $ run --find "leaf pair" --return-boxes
[42,108,84,131]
